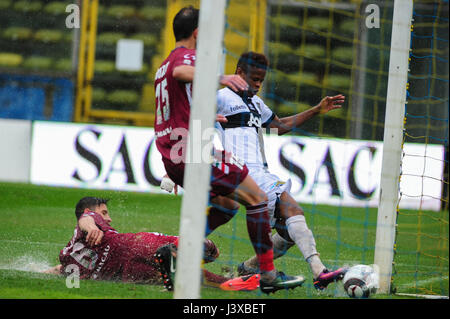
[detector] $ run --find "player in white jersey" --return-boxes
[215,51,348,290]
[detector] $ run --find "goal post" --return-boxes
[174,0,227,299]
[374,0,414,295]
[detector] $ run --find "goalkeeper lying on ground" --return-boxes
[44,196,259,292]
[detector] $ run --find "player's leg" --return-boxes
[224,174,274,276]
[210,149,274,274]
[278,191,326,278]
[278,191,347,289]
[225,175,305,293]
[209,150,305,293]
[237,231,295,275]
[206,196,240,236]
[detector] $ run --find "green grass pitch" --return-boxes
[0,182,447,299]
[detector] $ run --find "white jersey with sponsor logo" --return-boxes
[216,87,292,224]
[216,87,275,172]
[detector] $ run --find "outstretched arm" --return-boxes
[43,264,62,275]
[269,94,345,135]
[172,65,248,92]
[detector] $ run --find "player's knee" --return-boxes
[248,189,268,206]
[288,205,304,217]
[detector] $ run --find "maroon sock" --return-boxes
[206,206,239,236]
[246,201,274,272]
[202,269,228,285]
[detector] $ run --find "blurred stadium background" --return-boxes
[0,0,448,299]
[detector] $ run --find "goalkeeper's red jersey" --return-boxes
[154,46,196,163]
[59,212,178,283]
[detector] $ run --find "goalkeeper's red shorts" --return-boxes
[162,149,249,198]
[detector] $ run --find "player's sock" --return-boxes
[272,232,295,259]
[307,254,327,279]
[205,206,238,236]
[245,201,275,275]
[202,269,228,286]
[242,232,294,270]
[286,215,326,278]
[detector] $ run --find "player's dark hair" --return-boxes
[173,6,199,42]
[75,197,109,220]
[236,51,269,73]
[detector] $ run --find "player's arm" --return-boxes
[269,94,345,135]
[78,215,104,247]
[42,264,62,275]
[172,65,248,92]
[161,174,179,195]
[173,64,195,82]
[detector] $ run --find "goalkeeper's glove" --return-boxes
[161,175,176,194]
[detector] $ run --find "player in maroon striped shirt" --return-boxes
[44,196,258,290]
[153,6,305,294]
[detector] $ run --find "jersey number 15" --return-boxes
[156,78,170,125]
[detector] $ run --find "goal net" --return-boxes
[391,0,449,298]
[169,0,448,298]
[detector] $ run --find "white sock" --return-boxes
[286,215,326,278]
[272,232,295,259]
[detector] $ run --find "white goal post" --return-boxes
[374,0,414,294]
[174,0,227,299]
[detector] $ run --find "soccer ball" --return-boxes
[343,264,379,298]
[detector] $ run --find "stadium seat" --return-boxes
[107,90,140,105]
[13,0,42,12]
[296,44,326,59]
[138,6,166,21]
[118,63,149,76]
[106,5,136,19]
[269,15,302,45]
[267,41,294,56]
[286,72,318,86]
[0,0,12,10]
[2,27,33,41]
[131,33,157,48]
[43,1,69,16]
[94,60,115,73]
[92,88,106,102]
[332,47,354,64]
[305,16,330,31]
[34,29,63,43]
[326,74,351,90]
[23,56,53,70]
[54,58,72,72]
[339,19,357,36]
[0,52,23,68]
[97,32,125,46]
[270,14,300,28]
[277,101,311,116]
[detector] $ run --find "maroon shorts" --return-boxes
[163,149,249,198]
